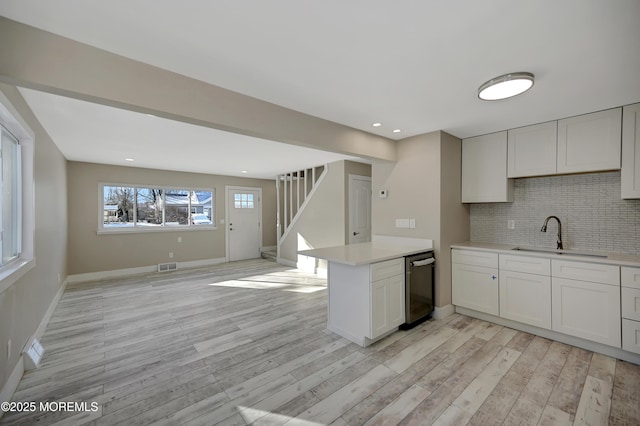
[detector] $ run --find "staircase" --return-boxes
[276,165,327,258]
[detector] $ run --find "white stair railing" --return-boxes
[276,165,326,258]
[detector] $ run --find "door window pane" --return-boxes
[234,193,254,209]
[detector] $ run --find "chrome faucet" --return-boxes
[541,216,563,250]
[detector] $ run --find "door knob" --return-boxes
[353,231,360,236]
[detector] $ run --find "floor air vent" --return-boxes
[158,262,177,272]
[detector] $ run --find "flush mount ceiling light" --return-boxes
[478,72,535,101]
[372,122,382,127]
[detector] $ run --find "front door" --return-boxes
[349,175,372,244]
[226,187,262,261]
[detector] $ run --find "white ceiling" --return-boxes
[2,0,640,178]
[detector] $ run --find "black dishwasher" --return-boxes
[401,251,435,329]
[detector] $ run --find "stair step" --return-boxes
[261,250,277,260]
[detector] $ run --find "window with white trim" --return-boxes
[1,125,21,265]
[0,92,35,291]
[100,184,214,232]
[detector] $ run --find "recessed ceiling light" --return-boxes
[372,122,382,127]
[241,170,248,174]
[478,72,535,101]
[393,129,401,133]
[125,158,135,162]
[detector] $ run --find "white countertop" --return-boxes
[299,242,432,266]
[451,241,640,268]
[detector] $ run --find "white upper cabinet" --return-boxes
[557,108,622,174]
[621,103,640,199]
[508,121,558,177]
[462,131,514,203]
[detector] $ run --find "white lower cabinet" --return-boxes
[499,254,551,329]
[551,277,621,347]
[328,257,405,346]
[499,270,551,329]
[622,319,640,354]
[370,274,404,339]
[452,250,499,316]
[621,266,640,354]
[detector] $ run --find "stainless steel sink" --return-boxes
[511,247,608,258]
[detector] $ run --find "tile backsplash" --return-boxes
[470,171,640,254]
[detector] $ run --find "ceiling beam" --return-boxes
[0,17,396,162]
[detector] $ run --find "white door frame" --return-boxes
[225,185,263,261]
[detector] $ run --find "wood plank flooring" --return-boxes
[2,258,639,425]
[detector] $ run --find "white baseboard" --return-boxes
[276,257,298,268]
[262,245,276,252]
[67,257,227,284]
[35,278,68,340]
[456,306,640,366]
[1,275,68,413]
[0,356,23,416]
[433,304,455,320]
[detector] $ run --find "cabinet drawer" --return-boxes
[371,258,404,281]
[452,249,498,268]
[622,319,640,355]
[622,287,640,321]
[499,254,550,275]
[552,260,619,286]
[622,267,640,290]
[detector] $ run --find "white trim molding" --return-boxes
[67,257,227,284]
[433,304,455,320]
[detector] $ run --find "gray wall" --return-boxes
[470,171,640,254]
[373,131,469,307]
[67,161,277,275]
[0,84,68,392]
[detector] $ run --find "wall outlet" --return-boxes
[409,219,416,229]
[168,252,174,259]
[177,236,182,243]
[507,220,515,230]
[395,218,410,228]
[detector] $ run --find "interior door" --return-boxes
[227,187,261,261]
[349,175,371,244]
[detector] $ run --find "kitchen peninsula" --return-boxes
[299,238,432,346]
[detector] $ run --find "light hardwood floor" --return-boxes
[2,258,639,425]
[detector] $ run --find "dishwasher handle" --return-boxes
[411,258,435,267]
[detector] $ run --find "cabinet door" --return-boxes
[557,108,622,174]
[500,270,551,329]
[369,274,405,339]
[387,274,405,329]
[370,279,388,339]
[508,121,558,177]
[622,103,640,199]
[552,277,621,347]
[461,131,514,203]
[452,263,499,315]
